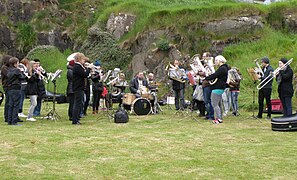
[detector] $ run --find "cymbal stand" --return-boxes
[151,91,163,114]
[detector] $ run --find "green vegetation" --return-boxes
[26,46,69,94]
[0,102,297,179]
[16,24,37,53]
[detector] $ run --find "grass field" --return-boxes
[0,100,296,179]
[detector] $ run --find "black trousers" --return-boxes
[67,93,74,119]
[258,88,272,118]
[92,90,103,111]
[83,90,90,115]
[73,90,84,124]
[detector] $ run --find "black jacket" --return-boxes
[25,73,39,95]
[91,72,103,92]
[130,78,148,94]
[6,67,24,90]
[260,65,274,89]
[72,63,89,92]
[276,66,293,98]
[1,65,9,90]
[66,65,74,95]
[205,64,229,90]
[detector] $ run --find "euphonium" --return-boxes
[168,63,186,83]
[254,59,264,79]
[227,68,241,87]
[204,57,218,85]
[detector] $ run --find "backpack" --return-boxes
[114,107,129,123]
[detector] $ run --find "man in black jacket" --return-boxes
[72,53,90,125]
[276,58,293,117]
[1,55,12,122]
[170,60,186,111]
[257,57,274,119]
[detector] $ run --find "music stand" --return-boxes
[43,69,62,121]
[247,68,261,122]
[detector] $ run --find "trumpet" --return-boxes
[257,58,293,90]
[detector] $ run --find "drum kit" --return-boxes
[121,83,162,116]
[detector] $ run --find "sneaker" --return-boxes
[212,119,220,124]
[18,113,27,118]
[217,119,223,123]
[26,117,37,121]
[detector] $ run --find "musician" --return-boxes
[228,67,242,116]
[6,57,25,125]
[170,60,186,111]
[276,58,293,117]
[147,73,156,91]
[1,55,13,122]
[91,60,104,114]
[130,71,148,97]
[33,59,47,117]
[25,61,41,121]
[66,60,75,121]
[83,59,91,116]
[72,53,90,125]
[200,52,214,120]
[256,57,274,119]
[18,58,29,118]
[205,55,229,124]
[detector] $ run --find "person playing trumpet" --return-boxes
[32,59,47,117]
[256,57,274,119]
[276,58,293,117]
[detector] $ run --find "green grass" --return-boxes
[0,100,297,179]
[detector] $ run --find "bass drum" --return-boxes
[132,98,151,115]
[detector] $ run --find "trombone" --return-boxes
[257,58,293,90]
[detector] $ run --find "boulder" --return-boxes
[106,13,136,40]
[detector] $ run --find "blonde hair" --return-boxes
[28,61,36,76]
[215,55,226,63]
[74,53,85,62]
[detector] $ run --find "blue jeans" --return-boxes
[174,88,185,110]
[203,86,214,120]
[7,89,21,124]
[33,97,42,116]
[230,91,239,113]
[280,96,292,117]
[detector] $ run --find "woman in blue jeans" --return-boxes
[228,67,242,116]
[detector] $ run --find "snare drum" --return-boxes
[123,93,136,105]
[131,98,151,115]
